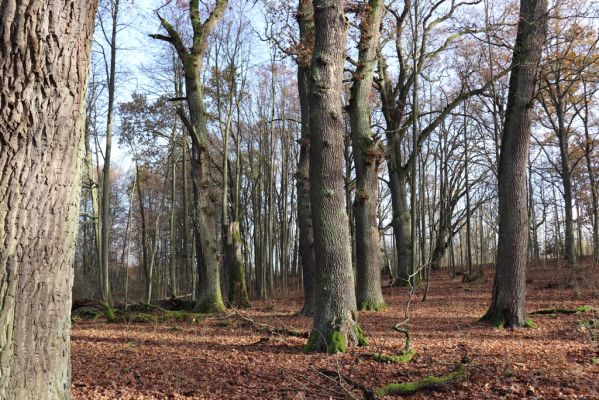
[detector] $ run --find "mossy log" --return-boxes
[373,348,416,363]
[530,305,597,315]
[72,299,205,324]
[376,363,467,396]
[72,298,115,322]
[114,309,205,324]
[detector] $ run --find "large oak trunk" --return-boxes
[305,0,364,354]
[0,1,97,398]
[483,0,548,328]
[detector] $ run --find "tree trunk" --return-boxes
[150,0,228,313]
[389,166,412,284]
[99,0,120,307]
[556,114,576,266]
[349,0,386,311]
[84,119,102,283]
[580,79,599,264]
[227,222,250,308]
[169,122,178,298]
[0,1,97,397]
[305,0,364,354]
[483,0,548,328]
[296,0,317,316]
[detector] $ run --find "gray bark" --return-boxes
[0,1,97,398]
[484,0,548,328]
[306,0,362,353]
[349,0,386,311]
[296,0,317,316]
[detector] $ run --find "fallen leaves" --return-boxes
[71,262,599,399]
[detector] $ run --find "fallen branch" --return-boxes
[114,309,205,324]
[376,363,468,396]
[530,305,598,315]
[319,369,378,400]
[228,308,309,338]
[280,367,349,399]
[373,318,415,363]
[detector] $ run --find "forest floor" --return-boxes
[71,261,599,399]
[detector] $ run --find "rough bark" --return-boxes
[0,1,97,398]
[349,0,386,311]
[483,0,548,328]
[306,0,364,354]
[296,0,317,316]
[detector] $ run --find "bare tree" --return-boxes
[150,0,229,312]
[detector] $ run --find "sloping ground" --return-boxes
[71,262,599,399]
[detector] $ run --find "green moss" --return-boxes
[327,330,347,354]
[232,228,241,243]
[531,305,597,315]
[373,348,416,363]
[592,357,598,365]
[581,319,598,329]
[303,330,319,353]
[228,258,250,309]
[303,329,350,354]
[354,324,369,346]
[479,310,505,329]
[376,363,466,396]
[576,305,597,312]
[359,298,387,312]
[101,301,116,322]
[525,317,538,329]
[194,293,225,314]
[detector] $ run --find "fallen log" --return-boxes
[376,363,467,396]
[530,305,597,315]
